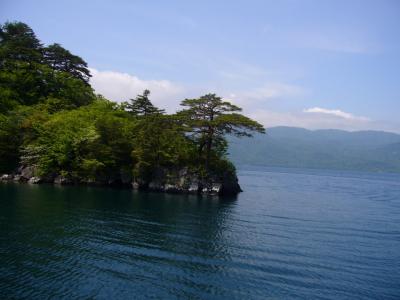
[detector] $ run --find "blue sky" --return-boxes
[2,0,400,132]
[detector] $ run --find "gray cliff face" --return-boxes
[1,166,242,196]
[134,167,242,196]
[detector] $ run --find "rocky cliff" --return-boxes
[0,166,242,196]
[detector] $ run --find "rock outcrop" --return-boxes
[28,176,42,184]
[133,167,241,196]
[1,174,13,181]
[1,166,242,196]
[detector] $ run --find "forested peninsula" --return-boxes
[0,22,265,195]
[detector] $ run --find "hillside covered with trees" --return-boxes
[0,21,264,195]
[229,127,400,173]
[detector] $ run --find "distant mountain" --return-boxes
[228,126,400,173]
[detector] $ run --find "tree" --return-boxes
[0,22,94,110]
[123,90,164,116]
[131,114,194,182]
[45,70,95,110]
[44,43,91,84]
[0,113,21,172]
[23,99,135,181]
[0,20,263,193]
[177,93,265,174]
[0,21,42,64]
[0,22,48,107]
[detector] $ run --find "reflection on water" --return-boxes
[1,168,400,299]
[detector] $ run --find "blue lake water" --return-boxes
[1,167,400,299]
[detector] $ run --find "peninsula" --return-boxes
[0,21,265,195]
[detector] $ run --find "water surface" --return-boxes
[1,167,400,299]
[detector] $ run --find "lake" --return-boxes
[1,167,400,299]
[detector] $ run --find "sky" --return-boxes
[2,0,400,132]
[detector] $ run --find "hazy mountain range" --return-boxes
[228,127,400,173]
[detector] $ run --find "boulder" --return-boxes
[28,177,42,184]
[188,183,199,194]
[164,184,182,193]
[148,181,164,191]
[212,183,222,194]
[1,174,13,181]
[220,174,242,195]
[13,175,24,182]
[20,166,35,180]
[137,167,242,196]
[132,181,140,190]
[54,175,73,185]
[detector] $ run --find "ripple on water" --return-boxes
[1,169,400,299]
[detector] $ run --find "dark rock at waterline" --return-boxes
[3,166,242,196]
[54,175,73,185]
[221,172,243,195]
[28,176,42,184]
[1,174,13,181]
[108,178,131,188]
[19,166,35,181]
[133,167,242,196]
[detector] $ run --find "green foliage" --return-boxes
[44,43,91,84]
[177,93,265,175]
[23,100,135,180]
[0,61,50,107]
[45,71,94,109]
[0,21,94,112]
[0,21,263,187]
[0,113,21,172]
[0,21,42,63]
[131,114,195,181]
[122,90,165,116]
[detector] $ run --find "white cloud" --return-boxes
[303,107,369,121]
[88,68,399,132]
[90,68,304,113]
[248,109,400,133]
[249,109,363,131]
[89,68,185,112]
[225,83,305,108]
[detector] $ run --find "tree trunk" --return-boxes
[205,128,213,177]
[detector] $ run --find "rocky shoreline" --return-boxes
[0,166,242,196]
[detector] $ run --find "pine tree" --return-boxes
[124,90,164,116]
[177,93,265,173]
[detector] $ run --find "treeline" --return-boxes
[0,21,264,189]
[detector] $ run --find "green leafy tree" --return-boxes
[131,114,194,183]
[0,20,264,193]
[44,43,91,84]
[0,21,42,64]
[177,93,265,174]
[0,113,21,172]
[25,99,135,181]
[123,90,164,116]
[0,22,47,108]
[45,71,95,109]
[0,21,94,110]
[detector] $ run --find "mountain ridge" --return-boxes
[228,126,400,173]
